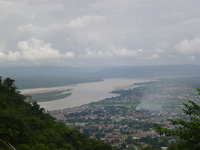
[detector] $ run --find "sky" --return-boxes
[0,0,200,67]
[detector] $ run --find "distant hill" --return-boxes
[0,77,114,150]
[0,66,103,89]
[0,64,200,89]
[97,64,200,78]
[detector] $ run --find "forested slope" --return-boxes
[0,77,113,150]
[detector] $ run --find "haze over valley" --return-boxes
[1,65,200,111]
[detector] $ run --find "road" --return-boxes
[134,145,139,150]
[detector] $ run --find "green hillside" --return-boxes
[0,77,114,150]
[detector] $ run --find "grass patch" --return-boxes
[30,89,72,102]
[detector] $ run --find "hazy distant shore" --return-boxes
[21,78,155,111]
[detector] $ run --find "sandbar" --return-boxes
[24,88,71,95]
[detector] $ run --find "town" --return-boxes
[49,77,200,150]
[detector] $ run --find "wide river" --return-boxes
[21,78,153,111]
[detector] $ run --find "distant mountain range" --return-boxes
[97,64,200,78]
[0,64,200,89]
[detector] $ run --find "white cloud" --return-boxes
[175,38,200,55]
[0,38,75,63]
[63,52,75,58]
[17,24,40,32]
[81,48,113,58]
[0,52,21,62]
[6,51,21,61]
[0,51,5,60]
[18,38,62,60]
[81,46,144,58]
[67,15,104,29]
[109,46,141,57]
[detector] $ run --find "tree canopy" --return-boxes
[0,77,114,150]
[154,88,200,150]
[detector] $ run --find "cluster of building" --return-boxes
[49,79,200,149]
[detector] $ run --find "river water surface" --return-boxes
[21,78,153,111]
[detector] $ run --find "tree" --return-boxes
[154,88,200,150]
[120,143,127,150]
[2,77,17,94]
[3,77,15,87]
[0,76,2,84]
[125,136,134,144]
[0,77,114,150]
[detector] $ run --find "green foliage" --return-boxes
[154,88,200,150]
[0,77,114,150]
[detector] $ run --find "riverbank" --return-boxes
[21,78,155,111]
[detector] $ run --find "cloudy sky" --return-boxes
[0,0,200,67]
